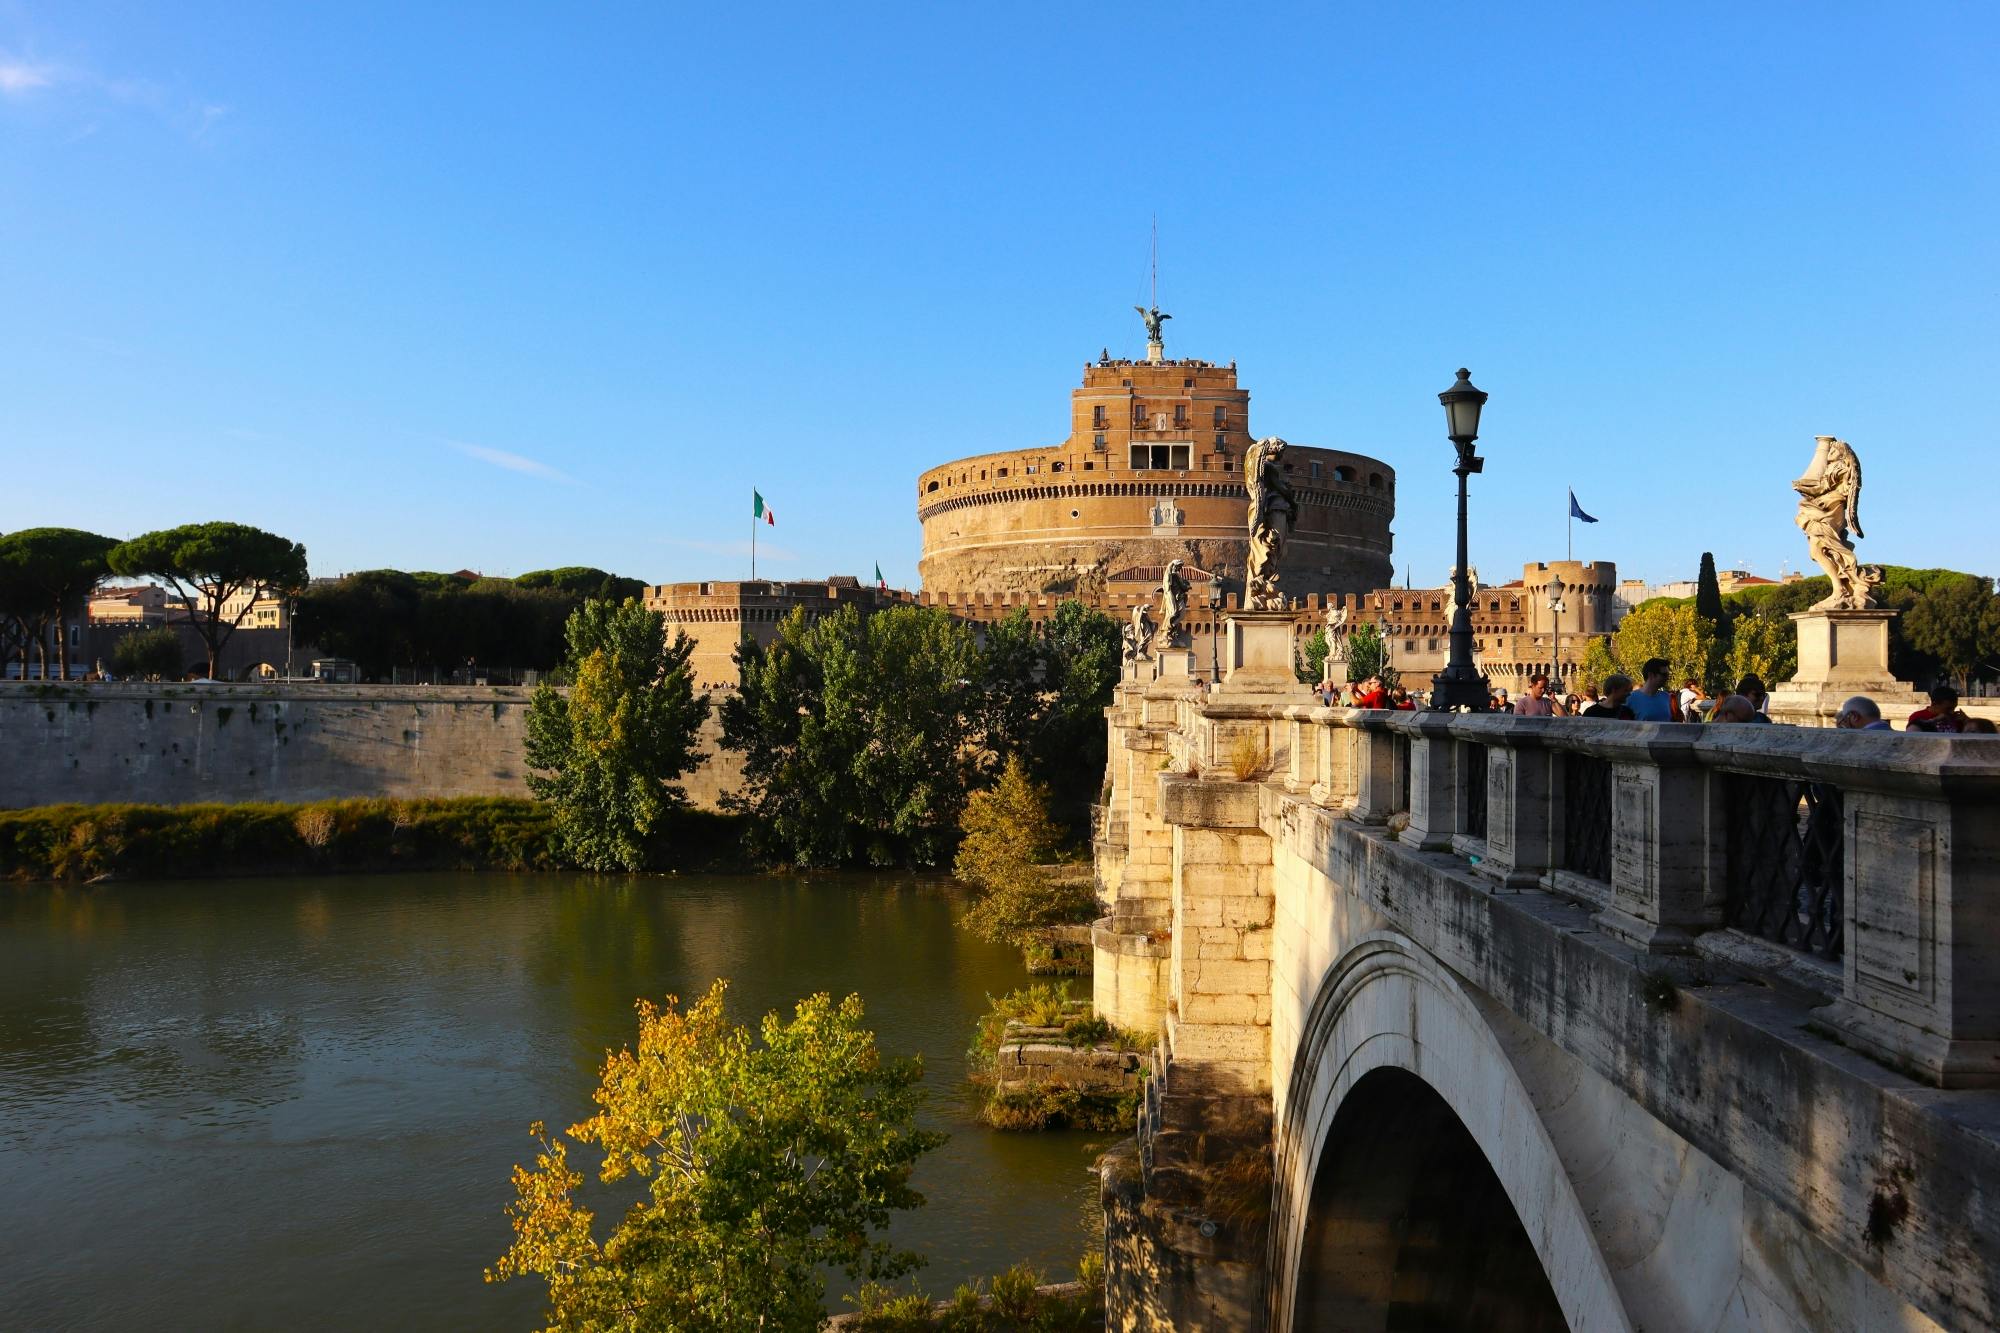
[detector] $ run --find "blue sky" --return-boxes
[2,3,1993,589]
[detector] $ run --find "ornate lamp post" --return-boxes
[1547,573,1567,693]
[1431,368,1491,712]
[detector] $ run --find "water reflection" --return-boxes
[0,872,1105,1330]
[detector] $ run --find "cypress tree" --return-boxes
[1696,552,1725,624]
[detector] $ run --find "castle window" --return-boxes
[1310,461,1322,483]
[1070,509,1080,518]
[1369,472,1384,488]
[1406,640,1417,653]
[1174,404,1187,426]
[926,481,938,492]
[1214,433,1226,449]
[1183,377,1193,388]
[1121,378,1132,387]
[1334,466,1353,483]
[981,470,988,479]
[1093,432,1106,449]
[1083,461,1094,470]
[1092,405,1107,428]
[1392,600,1403,612]
[1051,461,1064,473]
[1212,405,1226,426]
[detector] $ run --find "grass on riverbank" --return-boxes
[0,797,749,882]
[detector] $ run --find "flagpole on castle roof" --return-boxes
[752,488,757,581]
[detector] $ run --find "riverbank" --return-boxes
[0,797,749,882]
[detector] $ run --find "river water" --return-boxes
[0,872,1109,1329]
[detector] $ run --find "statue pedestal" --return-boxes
[1151,648,1196,684]
[1219,611,1308,699]
[1767,609,1916,726]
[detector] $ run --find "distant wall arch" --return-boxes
[1268,932,1632,1331]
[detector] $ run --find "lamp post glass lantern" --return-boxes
[1432,368,1492,712]
[1548,574,1566,693]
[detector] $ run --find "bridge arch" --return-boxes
[1268,931,1633,1332]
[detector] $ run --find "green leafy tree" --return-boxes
[524,598,709,871]
[514,566,648,603]
[1901,572,2000,685]
[1025,599,1121,834]
[1725,611,1798,688]
[1344,622,1398,688]
[489,981,944,1332]
[1612,601,1721,692]
[724,604,979,867]
[975,608,1044,771]
[0,527,117,679]
[1578,636,1620,693]
[107,522,308,679]
[294,570,422,678]
[111,627,188,681]
[1296,628,1329,684]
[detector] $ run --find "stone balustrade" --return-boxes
[1213,705,2000,1090]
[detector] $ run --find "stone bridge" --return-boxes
[1090,653,2000,1331]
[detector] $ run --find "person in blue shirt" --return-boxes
[1626,658,1679,722]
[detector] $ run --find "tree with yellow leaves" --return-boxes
[489,981,944,1331]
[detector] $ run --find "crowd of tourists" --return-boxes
[1309,659,1992,734]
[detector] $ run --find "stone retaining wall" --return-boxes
[0,683,741,810]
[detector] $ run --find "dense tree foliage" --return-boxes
[1344,621,1397,687]
[722,600,1119,868]
[489,981,942,1332]
[295,567,648,679]
[111,626,188,680]
[723,604,980,868]
[107,522,308,678]
[954,757,1094,947]
[1296,628,1329,684]
[524,599,709,871]
[0,527,117,678]
[1638,565,2000,691]
[1899,572,2000,684]
[1609,601,1721,690]
[513,566,648,603]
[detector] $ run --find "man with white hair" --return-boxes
[1835,696,1893,731]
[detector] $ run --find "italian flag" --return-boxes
[875,562,886,590]
[754,490,775,525]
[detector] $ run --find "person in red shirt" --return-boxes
[1390,687,1417,711]
[1909,685,1969,732]
[1352,675,1387,709]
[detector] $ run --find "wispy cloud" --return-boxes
[0,46,227,139]
[452,441,577,485]
[0,58,56,96]
[660,537,801,563]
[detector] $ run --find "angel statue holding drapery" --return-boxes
[1325,604,1350,664]
[1125,603,1154,661]
[1245,437,1299,610]
[1793,435,1881,610]
[1157,559,1190,647]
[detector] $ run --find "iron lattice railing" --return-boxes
[1724,773,1844,960]
[1562,754,1613,882]
[1462,742,1488,840]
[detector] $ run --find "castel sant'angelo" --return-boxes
[646,310,1616,692]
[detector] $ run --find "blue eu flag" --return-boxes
[1569,490,1599,523]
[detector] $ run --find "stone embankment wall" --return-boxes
[0,684,742,811]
